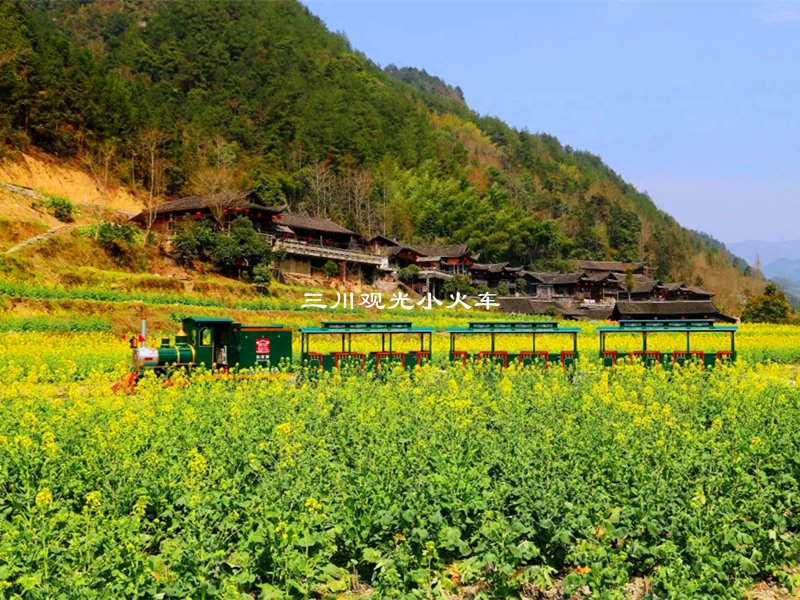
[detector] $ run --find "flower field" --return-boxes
[2,325,800,598]
[2,321,800,383]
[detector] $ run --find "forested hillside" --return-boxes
[0,0,754,289]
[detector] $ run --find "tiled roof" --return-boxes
[681,286,716,297]
[412,244,470,258]
[529,272,583,285]
[631,280,660,294]
[276,213,355,235]
[153,190,282,214]
[574,260,646,272]
[471,262,509,273]
[612,301,735,322]
[368,235,400,246]
[581,271,615,282]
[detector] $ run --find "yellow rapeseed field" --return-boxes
[1,322,800,598]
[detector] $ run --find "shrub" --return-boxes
[213,216,271,267]
[172,218,216,264]
[90,222,137,246]
[323,260,339,278]
[46,196,74,222]
[443,274,476,297]
[397,264,420,283]
[253,263,272,295]
[742,283,793,323]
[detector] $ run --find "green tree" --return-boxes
[323,260,339,278]
[172,218,216,264]
[741,284,792,323]
[397,264,419,283]
[624,272,635,300]
[212,216,271,267]
[252,263,272,295]
[609,209,641,262]
[443,275,475,297]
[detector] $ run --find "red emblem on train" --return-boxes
[255,338,270,354]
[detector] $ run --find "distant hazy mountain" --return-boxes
[730,243,800,307]
[762,258,800,302]
[728,240,800,267]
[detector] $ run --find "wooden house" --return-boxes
[526,272,583,299]
[610,301,736,323]
[131,191,381,281]
[656,282,716,301]
[573,260,655,279]
[469,263,526,291]
[131,190,285,233]
[269,214,380,279]
[368,235,401,255]
[413,244,473,275]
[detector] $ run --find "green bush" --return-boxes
[46,196,74,222]
[742,283,793,323]
[212,216,271,268]
[0,315,111,333]
[443,274,476,297]
[397,264,420,283]
[323,260,339,278]
[173,217,271,271]
[253,263,272,295]
[86,222,137,246]
[173,218,216,264]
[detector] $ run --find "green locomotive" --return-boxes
[133,317,292,372]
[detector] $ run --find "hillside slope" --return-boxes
[0,0,760,310]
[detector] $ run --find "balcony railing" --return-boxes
[271,237,383,265]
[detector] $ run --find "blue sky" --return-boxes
[304,1,799,245]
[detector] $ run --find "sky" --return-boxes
[304,1,799,245]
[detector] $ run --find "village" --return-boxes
[134,189,733,321]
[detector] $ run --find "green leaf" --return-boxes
[363,547,382,563]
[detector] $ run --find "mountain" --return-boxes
[727,240,800,306]
[727,240,800,268]
[760,258,800,306]
[0,0,760,310]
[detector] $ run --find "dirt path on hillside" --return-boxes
[4,224,78,254]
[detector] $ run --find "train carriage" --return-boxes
[597,319,737,368]
[445,321,581,368]
[300,321,434,372]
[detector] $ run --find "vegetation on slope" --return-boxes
[0,0,755,291]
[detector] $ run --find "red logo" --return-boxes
[255,338,270,354]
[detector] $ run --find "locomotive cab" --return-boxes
[181,317,293,370]
[182,317,236,368]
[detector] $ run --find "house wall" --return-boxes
[278,257,312,276]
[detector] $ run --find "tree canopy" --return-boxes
[741,284,793,323]
[0,0,754,278]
